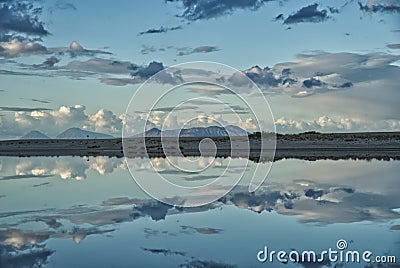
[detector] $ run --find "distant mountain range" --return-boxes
[139,125,249,138]
[20,125,249,140]
[20,130,51,140]
[56,128,114,139]
[20,128,114,140]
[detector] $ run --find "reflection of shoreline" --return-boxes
[0,134,399,161]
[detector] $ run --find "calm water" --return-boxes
[0,156,399,267]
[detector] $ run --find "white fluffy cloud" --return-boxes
[0,39,48,58]
[12,157,121,180]
[275,116,400,133]
[0,105,122,139]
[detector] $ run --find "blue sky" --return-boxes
[0,0,399,138]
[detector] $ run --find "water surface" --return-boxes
[0,156,399,267]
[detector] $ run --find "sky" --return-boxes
[0,0,399,139]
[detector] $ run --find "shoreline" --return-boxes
[0,133,399,161]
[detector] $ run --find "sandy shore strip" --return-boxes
[0,132,399,161]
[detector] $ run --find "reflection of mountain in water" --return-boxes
[0,156,123,181]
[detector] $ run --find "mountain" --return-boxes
[56,128,114,139]
[140,125,249,138]
[20,130,51,140]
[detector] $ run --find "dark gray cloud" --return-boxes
[48,0,77,14]
[387,43,400,49]
[0,0,49,38]
[242,52,399,99]
[140,45,157,55]
[0,106,52,112]
[359,1,400,13]
[0,174,52,181]
[32,56,60,68]
[64,58,135,75]
[131,61,164,79]
[51,41,112,58]
[302,77,324,88]
[177,45,220,56]
[141,247,186,256]
[134,200,173,221]
[391,225,400,230]
[334,81,353,88]
[283,4,329,24]
[138,25,182,36]
[101,197,135,206]
[20,98,51,104]
[180,225,223,235]
[99,77,136,86]
[32,182,51,187]
[180,259,237,268]
[0,245,54,268]
[167,0,270,21]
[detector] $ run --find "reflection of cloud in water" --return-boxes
[89,157,119,175]
[142,225,223,238]
[180,225,222,235]
[0,226,115,266]
[0,245,54,268]
[101,197,136,206]
[0,174,52,181]
[129,157,224,173]
[3,157,123,180]
[141,247,186,256]
[180,259,237,268]
[0,176,399,228]
[0,229,51,249]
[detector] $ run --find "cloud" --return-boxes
[180,259,237,268]
[0,40,111,59]
[283,4,329,24]
[99,77,136,86]
[0,104,123,139]
[243,52,400,99]
[177,45,220,56]
[0,106,52,112]
[131,61,164,79]
[167,0,270,21]
[359,0,400,13]
[0,245,54,268]
[302,77,323,88]
[0,174,52,181]
[140,45,157,55]
[0,1,49,38]
[141,247,186,256]
[387,43,400,49]
[63,58,134,75]
[48,0,77,14]
[138,26,182,36]
[85,109,122,136]
[0,38,48,57]
[32,56,60,68]
[275,116,400,132]
[8,157,122,181]
[51,41,112,57]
